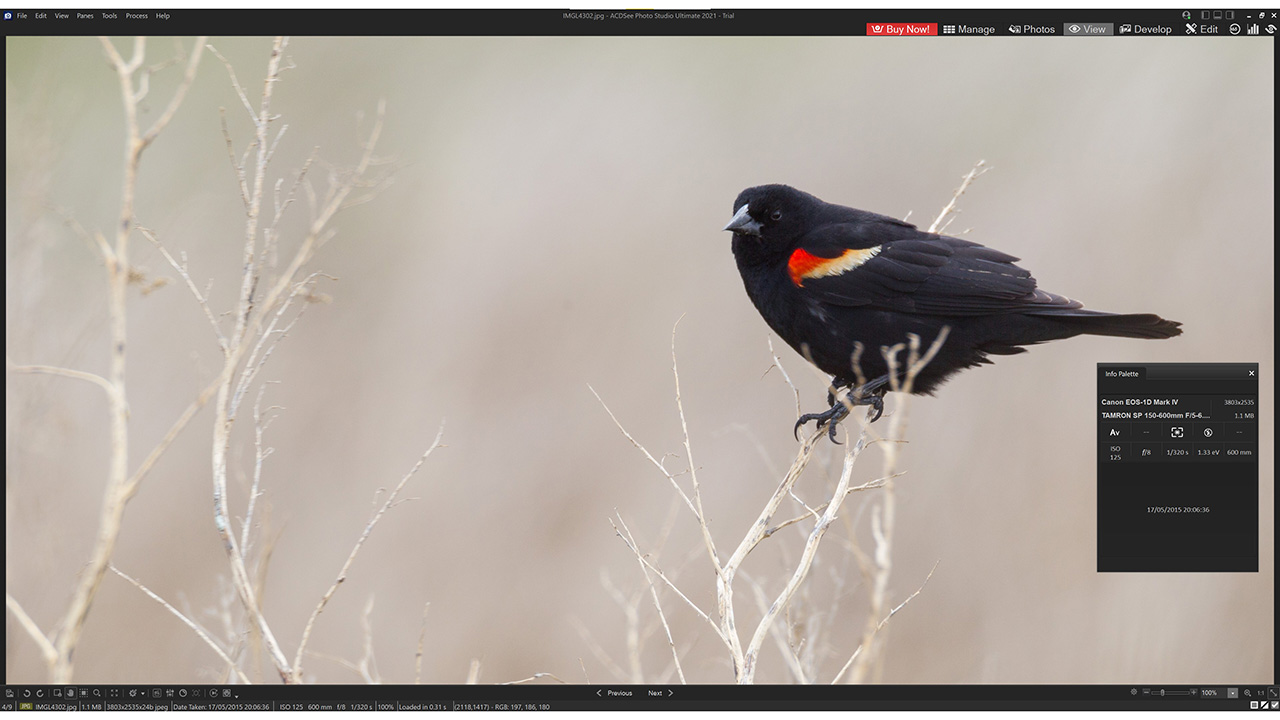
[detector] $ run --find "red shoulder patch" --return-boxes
[787,246,882,287]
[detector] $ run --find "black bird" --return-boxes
[724,184,1181,440]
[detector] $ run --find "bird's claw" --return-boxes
[793,403,851,443]
[793,387,885,442]
[867,394,884,423]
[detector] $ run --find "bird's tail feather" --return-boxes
[1034,309,1183,339]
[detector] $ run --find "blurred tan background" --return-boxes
[6,36,1273,684]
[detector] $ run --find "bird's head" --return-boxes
[723,184,818,244]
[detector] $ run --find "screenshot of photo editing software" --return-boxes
[4,5,1274,713]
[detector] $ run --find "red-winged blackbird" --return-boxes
[724,184,1182,440]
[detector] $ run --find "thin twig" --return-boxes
[290,424,445,682]
[928,160,988,234]
[242,382,278,552]
[615,515,687,684]
[52,208,113,264]
[5,593,57,668]
[846,329,948,684]
[598,568,642,682]
[414,603,430,684]
[740,421,868,683]
[591,386,707,534]
[720,424,827,669]
[739,571,808,683]
[766,336,802,421]
[609,518,728,647]
[670,317,723,582]
[356,595,380,683]
[124,375,219,495]
[6,359,115,397]
[761,472,904,540]
[109,566,251,683]
[219,108,250,207]
[229,272,327,420]
[500,672,570,685]
[206,44,257,125]
[139,37,207,150]
[832,560,939,684]
[138,226,228,352]
[569,616,629,682]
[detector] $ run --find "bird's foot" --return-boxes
[793,387,885,443]
[794,403,850,443]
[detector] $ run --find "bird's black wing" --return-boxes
[794,221,1081,317]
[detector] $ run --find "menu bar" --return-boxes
[4,8,1279,37]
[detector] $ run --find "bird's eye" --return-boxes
[770,210,783,221]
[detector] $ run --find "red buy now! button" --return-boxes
[866,22,938,36]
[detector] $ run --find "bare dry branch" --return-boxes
[740,420,869,683]
[500,672,570,685]
[832,560,939,684]
[123,376,219,496]
[599,568,643,683]
[928,159,988,234]
[668,317,727,588]
[845,329,948,684]
[138,226,228,352]
[356,596,380,684]
[6,593,57,668]
[219,108,250,207]
[615,515,687,684]
[7,359,116,398]
[52,207,114,263]
[290,424,446,682]
[762,472,904,540]
[766,336,802,421]
[609,518,727,647]
[110,566,251,684]
[414,603,430,684]
[205,38,392,684]
[570,616,630,683]
[206,44,258,125]
[590,385,706,529]
[740,571,807,683]
[139,37,207,150]
[38,34,207,684]
[241,382,279,551]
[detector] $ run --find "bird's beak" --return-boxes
[723,204,762,236]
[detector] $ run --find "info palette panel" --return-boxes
[1097,363,1259,572]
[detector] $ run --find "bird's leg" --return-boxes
[824,377,855,408]
[794,375,891,442]
[851,375,890,423]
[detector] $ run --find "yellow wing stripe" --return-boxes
[788,246,882,286]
